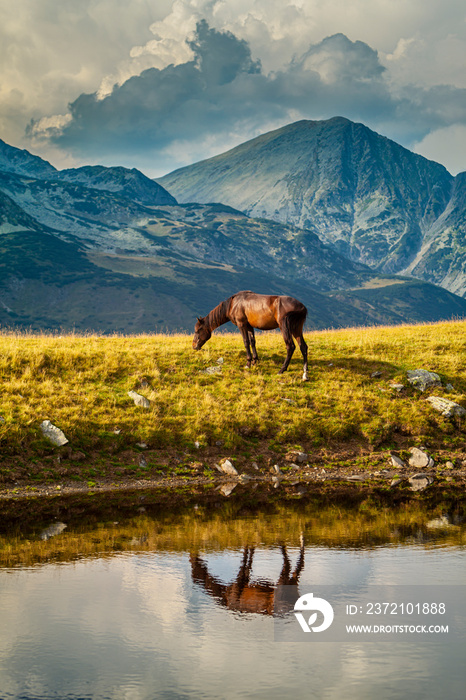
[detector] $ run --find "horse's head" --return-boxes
[193,317,212,350]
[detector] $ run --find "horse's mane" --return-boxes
[206,295,233,330]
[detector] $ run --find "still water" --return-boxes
[0,487,465,700]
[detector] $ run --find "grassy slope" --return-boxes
[0,320,465,489]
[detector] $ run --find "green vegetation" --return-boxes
[0,320,465,487]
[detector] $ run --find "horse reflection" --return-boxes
[190,539,305,616]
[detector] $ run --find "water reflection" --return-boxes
[191,540,305,615]
[0,488,465,699]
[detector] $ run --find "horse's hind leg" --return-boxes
[297,335,308,381]
[278,325,295,374]
[248,327,259,365]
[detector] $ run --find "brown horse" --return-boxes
[190,539,305,616]
[193,291,308,379]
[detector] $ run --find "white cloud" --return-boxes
[413,124,466,175]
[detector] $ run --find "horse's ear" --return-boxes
[196,316,202,322]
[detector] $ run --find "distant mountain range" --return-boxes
[160,117,466,297]
[1,120,466,333]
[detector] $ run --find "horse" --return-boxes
[192,291,308,379]
[190,538,305,616]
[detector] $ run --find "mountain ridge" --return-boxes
[158,117,466,294]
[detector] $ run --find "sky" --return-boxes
[1,0,466,177]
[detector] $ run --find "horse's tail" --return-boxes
[283,304,307,338]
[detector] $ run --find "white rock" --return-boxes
[389,383,404,392]
[390,454,406,469]
[408,473,434,491]
[426,516,453,530]
[203,365,222,375]
[219,482,237,496]
[40,420,69,447]
[426,396,466,418]
[217,459,239,476]
[128,390,150,408]
[406,369,442,392]
[408,447,434,469]
[40,522,67,540]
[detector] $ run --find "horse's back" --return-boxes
[229,291,306,330]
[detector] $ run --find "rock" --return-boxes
[346,475,365,481]
[216,459,239,477]
[216,357,224,365]
[426,516,453,529]
[272,476,282,488]
[128,390,150,408]
[136,442,148,449]
[138,455,147,468]
[219,482,237,496]
[40,522,67,540]
[286,451,308,463]
[390,478,405,488]
[203,365,222,375]
[271,464,282,475]
[194,440,201,449]
[445,383,455,392]
[238,474,252,483]
[408,473,434,491]
[406,369,442,392]
[390,453,406,469]
[252,462,259,470]
[40,420,69,447]
[445,461,455,469]
[371,371,382,378]
[389,382,404,392]
[426,396,466,418]
[408,447,434,469]
[281,397,296,405]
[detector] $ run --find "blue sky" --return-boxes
[1,0,466,176]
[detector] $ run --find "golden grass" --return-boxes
[0,320,465,480]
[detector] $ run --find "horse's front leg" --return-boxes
[240,326,253,367]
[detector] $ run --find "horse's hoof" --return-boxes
[302,372,309,381]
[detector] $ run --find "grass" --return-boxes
[0,319,465,485]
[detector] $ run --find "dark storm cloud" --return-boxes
[34,21,466,172]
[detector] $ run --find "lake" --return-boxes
[0,485,465,699]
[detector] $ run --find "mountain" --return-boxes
[159,117,466,296]
[1,135,466,332]
[56,165,176,206]
[0,138,57,179]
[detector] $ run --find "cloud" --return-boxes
[26,24,393,174]
[413,125,466,175]
[28,18,466,177]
